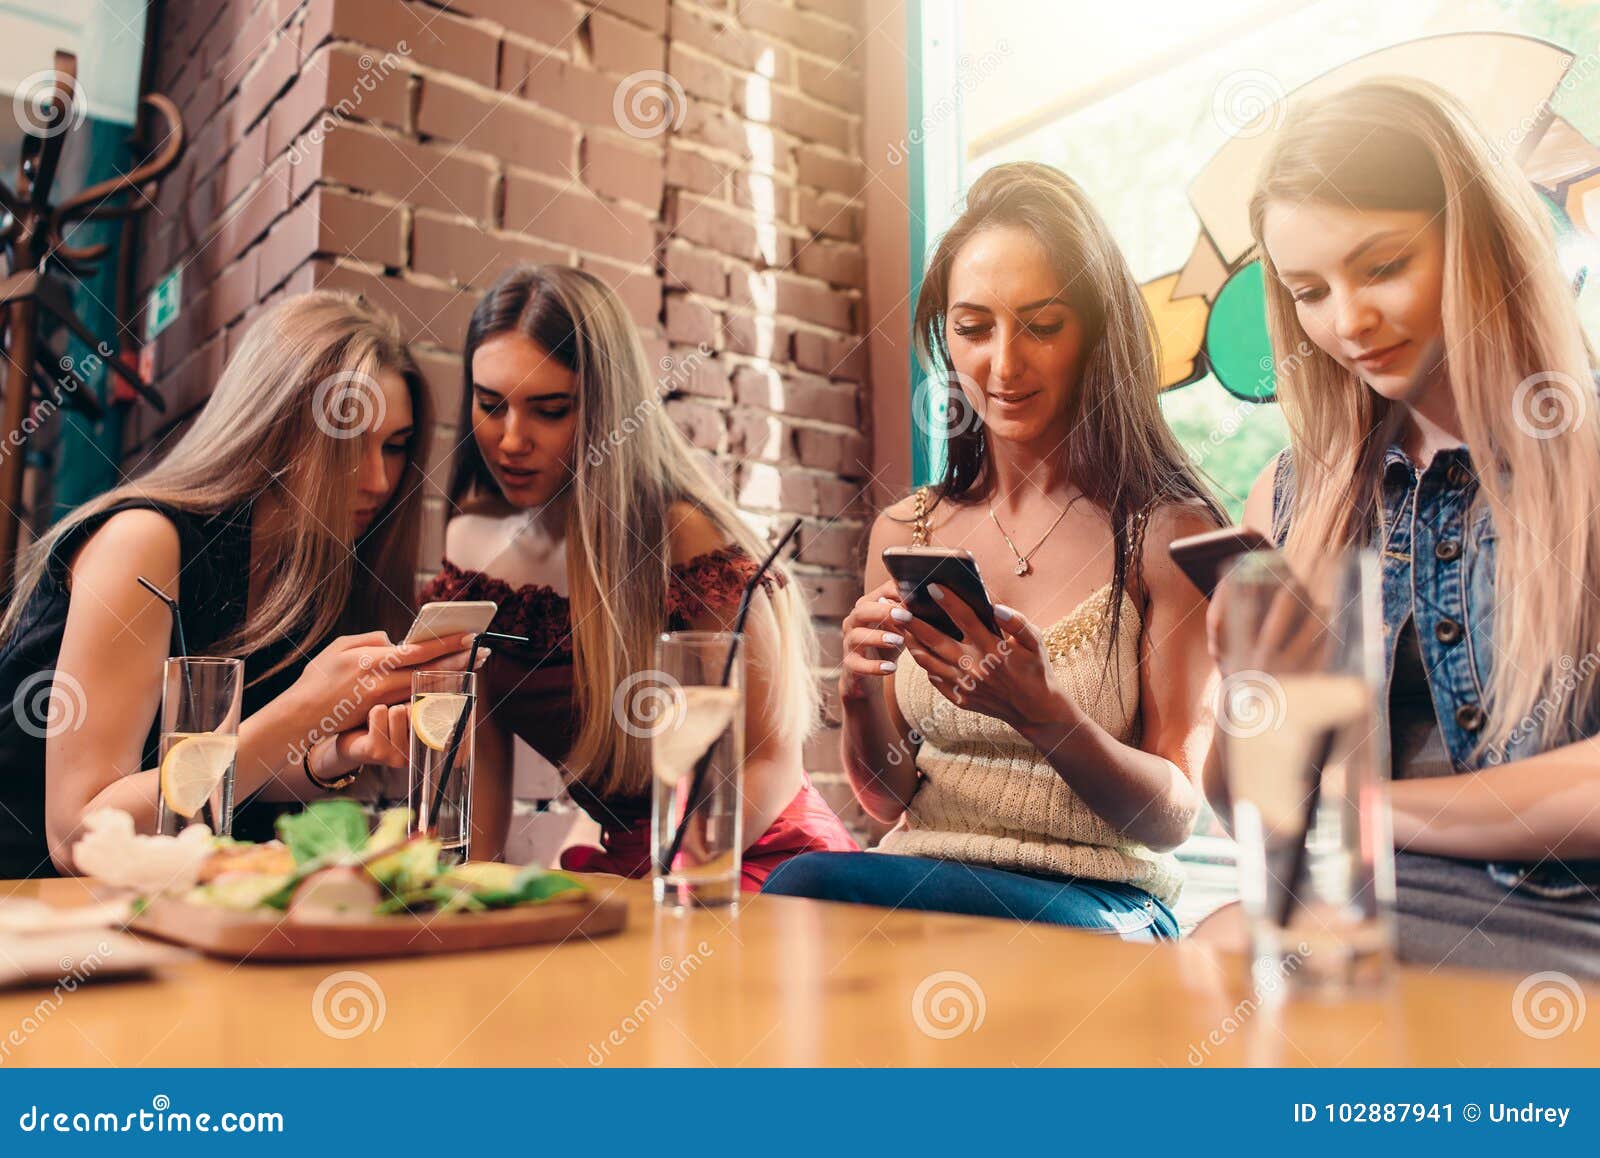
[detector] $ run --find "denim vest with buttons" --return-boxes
[1272,445,1600,899]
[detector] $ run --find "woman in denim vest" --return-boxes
[1206,79,1600,975]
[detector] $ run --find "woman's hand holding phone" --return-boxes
[898,585,1064,733]
[281,631,479,736]
[839,578,913,700]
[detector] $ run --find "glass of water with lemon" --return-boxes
[407,670,476,863]
[157,657,244,837]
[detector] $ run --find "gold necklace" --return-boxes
[988,497,1081,576]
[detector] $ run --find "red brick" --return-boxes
[799,189,861,240]
[413,349,468,428]
[738,0,858,59]
[665,294,718,347]
[213,157,293,267]
[663,243,726,296]
[795,570,861,618]
[727,410,792,463]
[581,136,664,210]
[796,426,869,477]
[316,122,497,221]
[312,262,477,349]
[731,270,851,331]
[793,239,865,289]
[665,44,731,106]
[795,518,865,568]
[796,0,862,28]
[418,81,577,180]
[581,256,663,330]
[793,330,866,381]
[665,397,724,450]
[317,187,406,267]
[314,44,411,131]
[796,144,863,196]
[219,120,268,210]
[668,192,758,261]
[449,0,581,45]
[256,195,320,295]
[268,62,331,161]
[734,365,858,425]
[588,9,664,76]
[666,145,724,196]
[237,26,300,133]
[670,5,793,79]
[503,174,658,264]
[796,56,863,112]
[593,0,668,33]
[209,247,260,330]
[755,89,853,153]
[723,312,792,361]
[305,0,497,88]
[411,213,569,288]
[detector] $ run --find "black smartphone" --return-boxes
[881,546,999,642]
[1168,526,1274,598]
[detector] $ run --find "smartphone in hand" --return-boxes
[1168,527,1273,598]
[404,600,498,645]
[882,547,998,642]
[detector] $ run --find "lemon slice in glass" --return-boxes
[410,693,470,751]
[160,733,238,819]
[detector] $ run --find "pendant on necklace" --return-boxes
[1015,559,1031,576]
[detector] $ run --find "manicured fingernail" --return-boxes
[877,596,893,604]
[890,607,912,623]
[927,583,945,600]
[883,633,904,647]
[994,604,1015,622]
[879,660,897,673]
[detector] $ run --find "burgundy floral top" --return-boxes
[417,545,855,887]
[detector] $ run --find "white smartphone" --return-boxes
[404,600,498,645]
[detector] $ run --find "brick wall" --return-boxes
[132,0,876,833]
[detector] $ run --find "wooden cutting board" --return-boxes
[133,891,628,962]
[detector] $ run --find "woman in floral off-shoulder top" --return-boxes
[420,265,855,885]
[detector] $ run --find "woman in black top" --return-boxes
[0,291,473,878]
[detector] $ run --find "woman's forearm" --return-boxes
[1391,736,1600,860]
[739,752,804,852]
[838,682,918,823]
[1019,694,1200,852]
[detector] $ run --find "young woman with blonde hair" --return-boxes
[762,162,1224,935]
[423,264,854,880]
[0,291,473,878]
[1210,78,1600,972]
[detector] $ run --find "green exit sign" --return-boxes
[145,267,182,341]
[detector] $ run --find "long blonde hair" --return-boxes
[453,265,819,796]
[1250,78,1600,756]
[2,291,432,677]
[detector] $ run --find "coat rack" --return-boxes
[0,50,184,583]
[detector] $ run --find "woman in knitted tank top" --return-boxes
[763,163,1225,937]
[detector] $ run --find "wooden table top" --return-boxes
[2,875,1595,1067]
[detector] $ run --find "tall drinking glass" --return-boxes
[649,631,744,910]
[1218,549,1394,997]
[156,657,243,837]
[407,670,476,864]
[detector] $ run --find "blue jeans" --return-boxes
[761,852,1180,941]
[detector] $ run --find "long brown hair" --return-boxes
[1250,78,1600,757]
[452,265,819,796]
[2,291,432,678]
[912,161,1224,671]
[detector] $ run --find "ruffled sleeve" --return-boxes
[418,560,575,661]
[666,545,787,620]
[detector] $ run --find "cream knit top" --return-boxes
[876,489,1184,905]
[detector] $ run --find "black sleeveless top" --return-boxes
[0,499,325,878]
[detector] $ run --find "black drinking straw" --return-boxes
[659,518,802,874]
[426,631,532,831]
[137,575,189,659]
[1276,729,1337,929]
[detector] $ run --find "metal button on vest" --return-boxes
[1434,618,1463,645]
[1446,463,1472,488]
[1434,539,1461,561]
[1455,703,1485,732]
